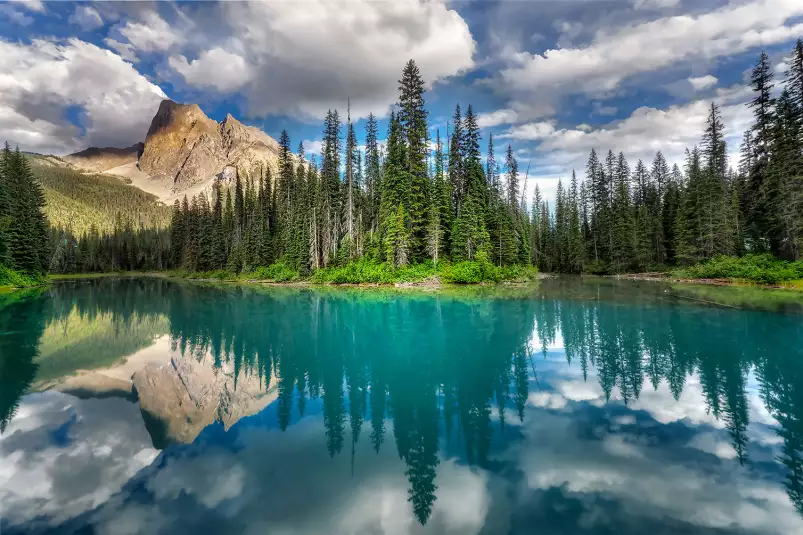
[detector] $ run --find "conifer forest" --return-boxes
[3,42,803,283]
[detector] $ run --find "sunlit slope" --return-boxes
[27,154,171,234]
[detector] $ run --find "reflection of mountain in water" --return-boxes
[133,340,277,448]
[1,278,803,527]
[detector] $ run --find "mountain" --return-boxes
[63,143,143,173]
[66,99,282,202]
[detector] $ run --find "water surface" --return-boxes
[1,278,802,535]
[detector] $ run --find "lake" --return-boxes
[1,277,802,535]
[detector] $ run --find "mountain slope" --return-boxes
[63,143,143,173]
[29,155,170,234]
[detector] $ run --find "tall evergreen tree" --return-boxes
[398,60,430,260]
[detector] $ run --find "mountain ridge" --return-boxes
[65,99,283,201]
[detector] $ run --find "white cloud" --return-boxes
[0,4,33,26]
[69,5,104,32]
[118,10,185,54]
[506,83,754,198]
[169,0,475,120]
[301,139,324,158]
[104,38,138,63]
[689,74,718,90]
[169,48,252,93]
[9,0,44,12]
[632,0,681,9]
[0,38,167,154]
[496,0,803,100]
[477,108,519,128]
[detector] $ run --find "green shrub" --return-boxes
[673,254,803,285]
[247,263,299,282]
[0,265,46,288]
[312,260,396,284]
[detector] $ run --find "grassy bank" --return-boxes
[175,259,540,286]
[0,265,47,290]
[672,254,803,287]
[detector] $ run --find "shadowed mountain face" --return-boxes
[64,100,282,198]
[63,143,144,173]
[1,279,803,535]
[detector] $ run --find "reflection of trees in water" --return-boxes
[166,287,538,524]
[3,280,803,523]
[0,290,46,433]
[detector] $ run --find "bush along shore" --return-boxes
[172,256,540,286]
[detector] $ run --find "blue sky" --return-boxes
[1,0,802,202]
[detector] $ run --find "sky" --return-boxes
[1,0,803,204]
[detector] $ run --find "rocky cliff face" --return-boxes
[63,143,143,172]
[137,100,280,192]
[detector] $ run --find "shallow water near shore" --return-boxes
[1,277,802,535]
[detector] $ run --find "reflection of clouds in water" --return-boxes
[506,401,802,535]
[0,391,157,530]
[84,415,489,535]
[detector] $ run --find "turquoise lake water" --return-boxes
[1,277,802,534]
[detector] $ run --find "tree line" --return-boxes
[168,59,533,275]
[22,41,803,278]
[0,144,49,279]
[532,40,803,273]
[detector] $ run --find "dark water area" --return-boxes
[1,277,802,535]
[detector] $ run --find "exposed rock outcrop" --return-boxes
[137,100,280,194]
[63,143,143,172]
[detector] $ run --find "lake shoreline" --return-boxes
[611,272,803,291]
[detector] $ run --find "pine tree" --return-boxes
[449,104,465,217]
[398,59,430,261]
[432,130,451,260]
[5,148,48,273]
[322,110,342,265]
[344,104,359,255]
[365,113,381,234]
[746,51,776,250]
[611,154,635,273]
[384,204,410,267]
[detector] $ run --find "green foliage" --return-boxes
[673,254,803,284]
[311,259,397,284]
[0,264,46,288]
[30,158,170,234]
[247,262,300,282]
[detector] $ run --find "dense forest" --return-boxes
[5,40,803,282]
[0,144,49,285]
[164,42,803,279]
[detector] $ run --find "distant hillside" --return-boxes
[63,143,143,173]
[27,154,170,235]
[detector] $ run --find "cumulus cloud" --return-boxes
[167,0,475,120]
[632,0,681,9]
[169,48,252,93]
[68,5,104,31]
[8,0,44,12]
[503,83,754,186]
[104,38,138,63]
[689,74,718,90]
[0,38,167,154]
[497,0,803,98]
[117,9,185,54]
